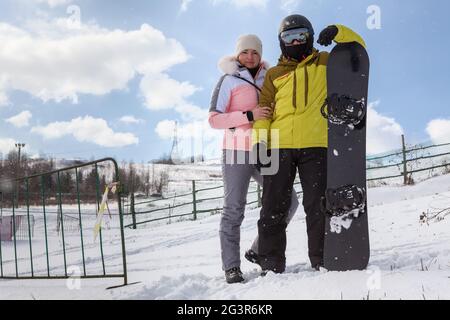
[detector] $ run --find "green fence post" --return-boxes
[75,168,87,277]
[12,192,18,278]
[94,164,106,276]
[192,180,197,221]
[40,175,50,277]
[131,193,137,230]
[111,159,128,286]
[25,178,34,277]
[168,204,171,225]
[402,134,408,185]
[56,171,68,277]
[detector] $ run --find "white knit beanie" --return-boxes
[235,34,263,57]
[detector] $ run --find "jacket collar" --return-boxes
[278,48,319,67]
[218,55,269,81]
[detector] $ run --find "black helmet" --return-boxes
[279,14,314,36]
[278,14,315,61]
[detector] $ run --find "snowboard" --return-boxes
[322,42,370,271]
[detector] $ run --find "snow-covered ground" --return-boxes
[1,173,450,300]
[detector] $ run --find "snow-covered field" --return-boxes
[1,173,450,300]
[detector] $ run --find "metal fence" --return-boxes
[125,138,450,228]
[124,179,304,229]
[367,136,450,183]
[0,158,128,288]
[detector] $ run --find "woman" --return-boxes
[209,34,299,284]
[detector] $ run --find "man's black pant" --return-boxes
[257,148,327,272]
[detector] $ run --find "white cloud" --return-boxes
[155,120,177,140]
[0,76,9,106]
[175,104,208,122]
[280,0,303,13]
[119,115,144,124]
[426,119,450,144]
[0,138,16,155]
[210,0,269,9]
[0,20,190,105]
[140,73,200,111]
[31,116,138,147]
[5,110,32,128]
[33,0,72,8]
[367,100,404,154]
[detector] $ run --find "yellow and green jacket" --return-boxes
[253,25,366,149]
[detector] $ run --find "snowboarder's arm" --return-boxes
[252,72,275,145]
[333,24,366,48]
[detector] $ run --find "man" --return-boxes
[252,14,366,274]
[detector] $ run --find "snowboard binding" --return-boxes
[321,184,366,217]
[321,93,366,126]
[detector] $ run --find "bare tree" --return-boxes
[154,169,169,195]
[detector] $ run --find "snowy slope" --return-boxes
[1,174,450,300]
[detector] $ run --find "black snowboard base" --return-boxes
[323,42,370,272]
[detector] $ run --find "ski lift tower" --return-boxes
[170,121,180,163]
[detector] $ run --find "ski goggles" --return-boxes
[280,28,311,45]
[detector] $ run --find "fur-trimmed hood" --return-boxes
[218,55,270,75]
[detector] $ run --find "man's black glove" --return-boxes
[252,143,271,172]
[317,25,338,46]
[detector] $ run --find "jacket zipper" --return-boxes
[292,71,297,109]
[304,66,309,107]
[292,53,316,110]
[293,65,309,110]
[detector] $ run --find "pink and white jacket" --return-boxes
[209,56,268,151]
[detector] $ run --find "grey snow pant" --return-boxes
[220,149,299,271]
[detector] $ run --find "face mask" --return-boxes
[284,44,308,60]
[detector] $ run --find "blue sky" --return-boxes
[0,0,449,162]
